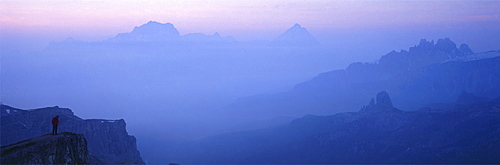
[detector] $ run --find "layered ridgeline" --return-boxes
[0,105,144,164]
[47,21,318,48]
[230,38,500,118]
[162,91,500,164]
[1,132,89,164]
[108,21,236,44]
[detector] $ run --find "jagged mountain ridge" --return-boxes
[0,105,144,164]
[48,21,316,47]
[379,38,474,71]
[1,132,89,164]
[229,38,500,117]
[108,21,237,44]
[163,91,500,164]
[111,21,181,42]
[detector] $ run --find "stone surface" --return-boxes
[1,132,88,164]
[0,105,144,164]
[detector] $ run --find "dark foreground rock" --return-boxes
[1,132,88,164]
[0,105,144,164]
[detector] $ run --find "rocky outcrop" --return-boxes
[459,44,474,55]
[167,92,500,164]
[0,105,144,164]
[379,38,474,72]
[375,91,393,108]
[359,91,398,113]
[1,132,88,164]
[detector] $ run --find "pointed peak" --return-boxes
[459,44,474,54]
[287,23,306,31]
[436,37,456,46]
[212,32,221,37]
[273,23,319,46]
[292,23,302,28]
[419,39,430,45]
[359,91,396,113]
[376,91,393,108]
[417,38,434,47]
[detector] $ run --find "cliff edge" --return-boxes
[0,105,144,164]
[1,132,89,164]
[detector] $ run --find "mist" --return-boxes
[2,1,500,163]
[0,28,487,127]
[2,21,500,140]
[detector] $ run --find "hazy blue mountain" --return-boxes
[273,23,320,46]
[109,21,181,43]
[229,39,500,118]
[160,91,500,164]
[378,38,474,71]
[46,22,320,48]
[46,21,238,48]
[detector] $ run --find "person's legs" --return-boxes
[52,125,58,135]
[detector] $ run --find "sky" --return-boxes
[1,0,499,52]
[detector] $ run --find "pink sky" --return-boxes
[1,0,499,51]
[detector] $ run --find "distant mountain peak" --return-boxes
[360,91,396,113]
[459,44,474,55]
[109,21,180,42]
[272,23,320,46]
[376,91,393,108]
[291,23,302,29]
[378,38,476,71]
[282,23,307,35]
[107,21,240,44]
[130,21,179,36]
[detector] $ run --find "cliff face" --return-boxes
[1,132,88,164]
[0,105,144,164]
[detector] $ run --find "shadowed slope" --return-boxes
[1,132,88,164]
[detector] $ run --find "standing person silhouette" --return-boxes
[52,115,59,135]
